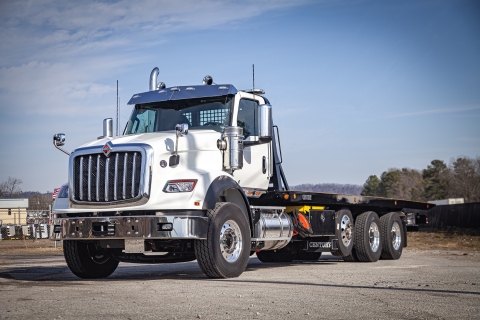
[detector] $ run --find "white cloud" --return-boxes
[0,0,314,115]
[385,106,480,118]
[0,61,116,115]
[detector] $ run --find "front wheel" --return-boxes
[195,202,251,278]
[63,240,119,279]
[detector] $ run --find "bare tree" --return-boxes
[0,176,23,198]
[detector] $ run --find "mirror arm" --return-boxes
[53,133,71,156]
[53,141,71,156]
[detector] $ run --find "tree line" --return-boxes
[291,183,363,195]
[361,157,480,203]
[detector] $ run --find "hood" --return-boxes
[75,129,222,155]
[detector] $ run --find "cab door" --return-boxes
[231,93,272,190]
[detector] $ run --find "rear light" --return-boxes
[163,180,197,193]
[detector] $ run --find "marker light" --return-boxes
[163,180,197,193]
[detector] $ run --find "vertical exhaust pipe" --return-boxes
[149,67,159,91]
[103,118,113,138]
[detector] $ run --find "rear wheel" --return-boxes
[332,209,354,257]
[194,202,251,278]
[63,240,119,279]
[353,211,382,262]
[342,247,359,262]
[380,212,404,260]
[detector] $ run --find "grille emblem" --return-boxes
[320,213,325,223]
[103,142,113,157]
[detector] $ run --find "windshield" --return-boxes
[125,96,233,134]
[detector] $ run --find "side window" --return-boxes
[237,99,258,138]
[130,109,156,133]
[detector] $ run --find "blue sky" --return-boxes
[0,0,479,192]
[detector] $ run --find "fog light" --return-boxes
[157,223,173,231]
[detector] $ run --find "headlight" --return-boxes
[163,180,197,193]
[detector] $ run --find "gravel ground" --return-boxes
[0,247,479,320]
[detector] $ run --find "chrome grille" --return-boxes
[73,152,142,203]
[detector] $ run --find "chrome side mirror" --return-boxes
[53,133,70,156]
[257,104,272,142]
[53,133,66,147]
[175,123,189,136]
[170,123,189,166]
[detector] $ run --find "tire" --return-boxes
[380,212,404,260]
[256,250,295,263]
[332,209,354,257]
[296,251,322,261]
[63,240,119,279]
[342,247,359,262]
[194,202,251,278]
[354,211,382,262]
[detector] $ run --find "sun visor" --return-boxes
[127,84,238,105]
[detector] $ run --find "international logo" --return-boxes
[160,160,167,168]
[103,142,113,157]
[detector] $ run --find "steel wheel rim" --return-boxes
[391,221,402,250]
[369,221,380,252]
[219,220,243,263]
[87,243,110,264]
[340,214,353,247]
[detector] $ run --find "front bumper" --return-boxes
[50,215,209,240]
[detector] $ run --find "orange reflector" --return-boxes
[248,191,254,195]
[293,193,297,199]
[394,201,397,206]
[255,191,261,196]
[284,193,289,200]
[354,197,356,203]
[297,213,311,230]
[194,201,200,206]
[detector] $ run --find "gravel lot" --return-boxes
[0,245,479,320]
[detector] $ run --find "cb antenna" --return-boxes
[252,64,255,92]
[116,80,119,136]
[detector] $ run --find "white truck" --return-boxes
[51,67,433,279]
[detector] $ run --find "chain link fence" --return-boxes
[0,210,53,241]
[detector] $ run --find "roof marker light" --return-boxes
[203,75,213,85]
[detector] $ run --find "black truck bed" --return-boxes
[249,190,434,214]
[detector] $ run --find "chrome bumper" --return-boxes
[50,215,209,240]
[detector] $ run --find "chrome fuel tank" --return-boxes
[251,206,293,250]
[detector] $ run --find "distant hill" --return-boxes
[290,183,363,195]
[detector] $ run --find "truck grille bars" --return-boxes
[73,152,142,203]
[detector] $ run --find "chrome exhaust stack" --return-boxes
[149,67,166,91]
[149,67,159,91]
